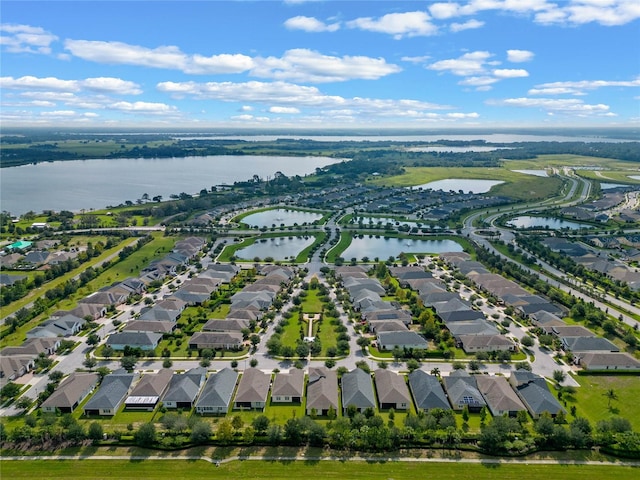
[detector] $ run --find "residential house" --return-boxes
[26,314,85,338]
[376,331,428,351]
[509,369,565,418]
[1,337,60,358]
[124,369,173,411]
[233,368,270,410]
[576,352,640,371]
[123,320,176,334]
[458,335,515,353]
[162,367,206,409]
[84,371,138,416]
[408,370,450,412]
[306,367,338,416]
[0,355,35,384]
[476,375,526,417]
[202,318,251,333]
[341,368,376,414]
[188,332,243,350]
[106,332,162,351]
[443,370,486,412]
[195,368,239,415]
[561,336,620,353]
[271,369,304,403]
[41,372,99,413]
[374,369,411,410]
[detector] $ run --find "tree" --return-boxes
[96,366,111,381]
[356,336,371,351]
[249,334,260,347]
[406,358,420,372]
[552,369,566,385]
[120,356,137,372]
[252,415,270,434]
[603,388,618,408]
[162,358,173,368]
[190,421,212,444]
[102,345,114,359]
[135,422,156,447]
[430,367,441,377]
[15,396,32,411]
[83,357,97,371]
[520,335,534,347]
[88,422,104,442]
[49,371,64,383]
[87,333,100,346]
[231,415,244,430]
[296,342,309,359]
[0,382,21,399]
[216,420,235,443]
[249,358,258,368]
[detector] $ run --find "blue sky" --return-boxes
[1,0,639,128]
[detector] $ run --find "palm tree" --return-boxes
[604,388,618,408]
[430,367,441,378]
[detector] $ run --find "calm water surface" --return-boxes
[234,236,315,261]
[342,236,463,260]
[241,209,323,227]
[507,216,592,230]
[1,155,339,216]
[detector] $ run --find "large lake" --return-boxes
[413,179,504,193]
[241,208,324,227]
[1,155,340,216]
[234,236,315,261]
[341,236,463,260]
[507,216,593,230]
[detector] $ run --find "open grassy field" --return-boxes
[570,374,640,431]
[372,166,563,201]
[2,458,637,480]
[503,154,640,170]
[576,169,640,184]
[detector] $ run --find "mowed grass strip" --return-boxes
[2,459,637,480]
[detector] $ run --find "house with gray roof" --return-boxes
[509,369,565,418]
[195,368,239,415]
[458,334,515,353]
[408,370,450,412]
[123,320,176,334]
[66,303,106,320]
[234,368,270,410]
[188,332,243,350]
[368,319,408,333]
[106,331,162,351]
[0,355,35,384]
[446,319,499,338]
[363,309,412,324]
[306,367,338,416]
[577,352,640,371]
[202,318,251,332]
[529,311,566,328]
[271,369,304,403]
[341,368,376,414]
[476,375,526,417]
[376,331,428,351]
[162,367,206,409]
[545,325,594,337]
[139,306,181,323]
[41,372,99,413]
[374,369,411,410]
[26,314,85,338]
[125,369,173,411]
[84,371,138,416]
[443,370,486,412]
[561,336,619,353]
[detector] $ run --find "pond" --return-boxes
[341,236,463,260]
[412,179,504,194]
[512,169,549,177]
[600,183,627,189]
[506,216,592,230]
[240,208,324,228]
[349,216,418,228]
[234,236,315,261]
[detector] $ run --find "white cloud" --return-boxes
[401,55,431,64]
[347,11,437,39]
[64,39,254,74]
[429,3,461,19]
[252,48,401,83]
[240,105,253,111]
[40,110,76,117]
[450,19,485,32]
[284,16,340,32]
[428,51,493,76]
[0,75,142,95]
[492,68,529,78]
[488,96,612,115]
[269,106,301,114]
[529,77,640,95]
[428,0,639,26]
[459,76,500,86]
[0,24,58,54]
[156,80,457,121]
[507,49,534,62]
[230,114,270,122]
[110,101,176,114]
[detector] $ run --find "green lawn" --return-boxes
[2,458,637,480]
[503,155,639,170]
[570,374,640,431]
[300,289,323,314]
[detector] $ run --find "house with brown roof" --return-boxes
[233,368,270,410]
[374,369,411,410]
[125,369,173,410]
[306,367,338,416]
[576,352,640,371]
[41,372,99,413]
[476,375,526,417]
[271,369,304,403]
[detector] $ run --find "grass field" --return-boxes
[1,458,637,480]
[570,374,640,431]
[370,166,564,201]
[503,155,640,170]
[576,169,640,184]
